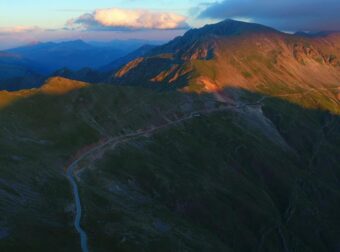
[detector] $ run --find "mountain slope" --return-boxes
[0,77,339,251]
[82,97,340,252]
[112,19,340,114]
[0,77,216,251]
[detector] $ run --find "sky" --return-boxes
[0,0,339,49]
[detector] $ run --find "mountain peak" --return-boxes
[56,40,92,49]
[60,39,87,45]
[149,19,281,57]
[188,19,280,38]
[40,77,89,95]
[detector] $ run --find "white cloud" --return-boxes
[67,8,189,31]
[0,26,42,35]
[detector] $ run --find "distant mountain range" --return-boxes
[5,40,130,73]
[52,44,157,83]
[5,39,166,73]
[0,52,45,91]
[0,39,162,90]
[100,44,157,72]
[88,39,165,51]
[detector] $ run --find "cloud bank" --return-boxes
[200,0,340,31]
[67,8,189,31]
[0,26,42,36]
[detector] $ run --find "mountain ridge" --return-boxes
[111,19,340,113]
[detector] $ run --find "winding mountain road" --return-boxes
[66,164,89,252]
[64,101,258,252]
[64,86,339,251]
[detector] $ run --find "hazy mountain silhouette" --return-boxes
[0,52,46,90]
[100,44,157,72]
[6,40,140,73]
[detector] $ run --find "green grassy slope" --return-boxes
[77,91,339,252]
[0,77,339,252]
[0,79,214,251]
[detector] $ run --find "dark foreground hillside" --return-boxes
[0,78,339,251]
[79,89,340,252]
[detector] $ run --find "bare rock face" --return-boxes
[292,43,340,66]
[115,58,144,78]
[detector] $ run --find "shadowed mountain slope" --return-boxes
[0,77,213,251]
[52,67,106,84]
[0,78,339,251]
